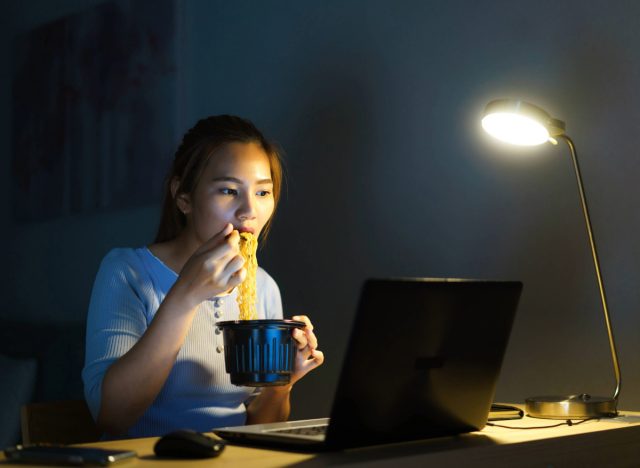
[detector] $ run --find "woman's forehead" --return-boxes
[205,142,271,176]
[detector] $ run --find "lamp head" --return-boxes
[482,99,566,146]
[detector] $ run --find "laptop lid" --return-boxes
[324,278,522,449]
[214,278,522,450]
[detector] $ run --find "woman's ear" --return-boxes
[171,177,191,215]
[170,177,181,198]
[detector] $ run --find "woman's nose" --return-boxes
[237,194,257,220]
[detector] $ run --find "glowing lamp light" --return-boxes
[482,99,566,147]
[481,112,550,146]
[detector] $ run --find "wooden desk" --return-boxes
[3,412,640,467]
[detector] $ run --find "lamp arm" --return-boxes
[559,134,622,401]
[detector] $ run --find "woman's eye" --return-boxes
[219,188,238,196]
[257,190,271,197]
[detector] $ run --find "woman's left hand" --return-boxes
[289,315,324,385]
[246,315,322,424]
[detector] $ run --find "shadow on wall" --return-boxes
[262,56,382,420]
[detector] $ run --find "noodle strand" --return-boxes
[237,232,258,320]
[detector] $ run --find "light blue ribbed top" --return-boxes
[82,247,283,438]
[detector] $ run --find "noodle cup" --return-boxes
[216,319,305,387]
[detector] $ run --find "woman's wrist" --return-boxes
[163,282,201,316]
[262,384,293,397]
[168,275,234,312]
[246,384,292,424]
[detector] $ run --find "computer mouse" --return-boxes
[154,429,226,459]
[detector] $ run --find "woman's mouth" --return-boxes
[236,226,255,234]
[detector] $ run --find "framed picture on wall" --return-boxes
[11,0,179,223]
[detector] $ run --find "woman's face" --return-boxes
[182,142,275,244]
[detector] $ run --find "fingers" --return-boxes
[306,329,318,350]
[296,341,324,362]
[298,349,324,372]
[203,248,245,293]
[195,223,236,256]
[290,348,324,386]
[228,267,247,288]
[184,226,245,297]
[221,254,245,278]
[222,258,247,289]
[200,229,242,278]
[291,315,317,350]
[288,316,323,385]
[309,349,324,367]
[200,223,235,251]
[175,225,250,305]
[212,229,241,259]
[292,328,308,350]
[292,315,313,331]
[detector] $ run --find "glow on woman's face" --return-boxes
[185,142,275,244]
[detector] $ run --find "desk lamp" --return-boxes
[481,99,621,419]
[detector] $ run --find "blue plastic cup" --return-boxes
[216,319,305,386]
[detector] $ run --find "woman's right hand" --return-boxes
[171,223,246,309]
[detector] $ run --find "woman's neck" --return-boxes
[148,231,199,275]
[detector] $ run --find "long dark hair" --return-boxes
[155,115,284,243]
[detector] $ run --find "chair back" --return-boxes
[21,400,101,445]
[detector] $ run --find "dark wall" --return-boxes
[3,0,640,420]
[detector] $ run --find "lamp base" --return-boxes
[525,395,617,419]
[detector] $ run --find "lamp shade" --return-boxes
[482,99,566,146]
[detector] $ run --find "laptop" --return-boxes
[214,278,522,450]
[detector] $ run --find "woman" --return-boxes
[82,115,323,438]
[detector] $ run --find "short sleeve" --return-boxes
[82,249,150,420]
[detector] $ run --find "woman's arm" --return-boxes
[96,225,244,435]
[246,386,292,424]
[96,290,197,435]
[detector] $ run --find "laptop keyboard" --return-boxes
[268,424,328,436]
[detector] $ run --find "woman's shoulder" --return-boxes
[92,247,161,306]
[256,267,282,318]
[95,247,158,284]
[99,247,146,270]
[256,267,281,302]
[256,266,278,289]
